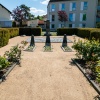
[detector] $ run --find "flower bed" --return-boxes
[72,38,100,94]
[43,46,53,52]
[24,45,36,52]
[61,46,72,52]
[0,44,23,83]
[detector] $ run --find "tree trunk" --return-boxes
[20,21,22,27]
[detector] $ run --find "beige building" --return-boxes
[47,0,100,30]
[27,19,39,27]
[0,4,12,27]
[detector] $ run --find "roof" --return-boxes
[38,20,45,25]
[0,4,11,14]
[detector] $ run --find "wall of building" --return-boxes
[27,19,39,27]
[47,0,97,30]
[0,5,11,21]
[0,5,12,27]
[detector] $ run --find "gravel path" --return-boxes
[0,36,98,100]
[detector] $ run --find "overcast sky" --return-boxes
[0,0,50,17]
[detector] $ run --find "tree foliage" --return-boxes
[58,11,68,27]
[12,4,34,26]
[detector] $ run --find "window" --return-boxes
[51,4,55,11]
[69,13,75,22]
[82,23,86,27]
[80,13,87,21]
[83,14,86,21]
[69,24,72,27]
[70,2,76,11]
[72,2,76,10]
[51,24,55,28]
[58,24,64,28]
[62,3,65,10]
[83,2,88,10]
[59,3,65,10]
[79,23,86,27]
[81,2,88,10]
[69,24,75,28]
[52,15,55,21]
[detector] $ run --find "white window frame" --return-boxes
[59,3,65,11]
[80,13,86,21]
[50,4,55,12]
[69,13,75,22]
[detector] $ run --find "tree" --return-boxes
[12,21,16,27]
[12,4,34,26]
[58,11,68,27]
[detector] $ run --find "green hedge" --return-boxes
[57,28,78,36]
[31,28,41,36]
[7,28,19,38]
[0,29,9,47]
[77,28,92,39]
[57,28,100,40]
[90,29,100,40]
[19,27,42,36]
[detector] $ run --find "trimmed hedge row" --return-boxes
[7,28,19,38]
[57,28,100,40]
[19,27,42,36]
[57,28,78,36]
[0,28,19,47]
[0,29,9,47]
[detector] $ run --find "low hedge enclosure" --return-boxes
[19,28,42,36]
[0,28,19,47]
[57,28,100,40]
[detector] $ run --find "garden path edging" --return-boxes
[71,58,100,95]
[0,62,18,83]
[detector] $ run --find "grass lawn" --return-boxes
[41,32,57,36]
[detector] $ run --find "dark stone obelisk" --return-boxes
[30,35,35,46]
[44,20,51,36]
[62,34,67,47]
[45,33,51,46]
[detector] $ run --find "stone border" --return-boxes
[43,46,53,52]
[27,37,73,43]
[0,62,18,83]
[71,58,100,94]
[61,46,72,52]
[24,46,36,52]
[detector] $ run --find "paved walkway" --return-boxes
[0,36,98,100]
[27,36,72,43]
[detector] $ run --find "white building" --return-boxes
[47,0,99,30]
[0,4,12,27]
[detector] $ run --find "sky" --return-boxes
[0,0,50,17]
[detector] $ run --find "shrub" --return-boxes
[31,28,41,36]
[7,28,19,38]
[19,28,31,36]
[90,29,100,41]
[12,21,16,27]
[77,28,93,39]
[57,28,78,36]
[19,27,42,36]
[96,22,100,28]
[72,38,100,61]
[0,29,10,47]
[0,56,10,70]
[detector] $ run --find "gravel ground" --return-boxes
[0,36,98,100]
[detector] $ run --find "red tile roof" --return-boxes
[38,20,45,25]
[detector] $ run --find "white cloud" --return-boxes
[40,0,49,5]
[30,7,46,16]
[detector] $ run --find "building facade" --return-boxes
[47,0,99,30]
[0,4,12,27]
